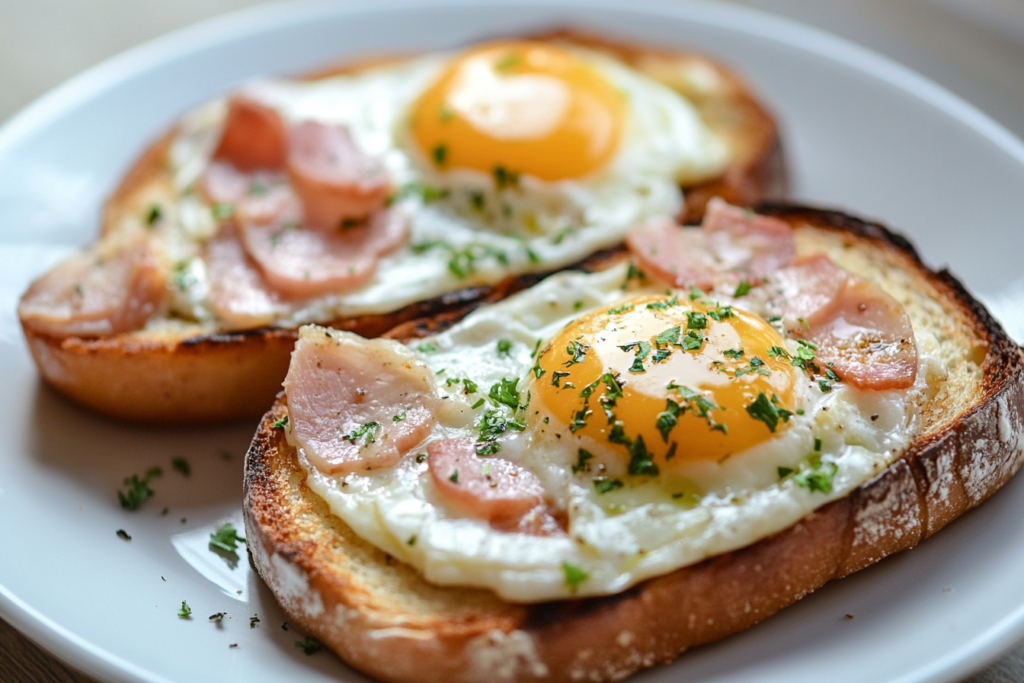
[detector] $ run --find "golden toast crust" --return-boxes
[243,206,1024,683]
[20,30,786,424]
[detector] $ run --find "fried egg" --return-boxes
[293,263,931,602]
[159,40,730,328]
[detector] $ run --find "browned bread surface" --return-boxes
[20,29,786,424]
[242,205,1024,683]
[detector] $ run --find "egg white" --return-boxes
[295,264,931,602]
[153,45,730,329]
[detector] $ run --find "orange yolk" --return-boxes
[530,295,800,470]
[411,41,625,181]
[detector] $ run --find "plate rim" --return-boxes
[2,1,1024,682]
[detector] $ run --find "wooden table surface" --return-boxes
[3,0,1024,681]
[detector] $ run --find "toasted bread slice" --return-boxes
[20,30,786,424]
[242,205,1024,683]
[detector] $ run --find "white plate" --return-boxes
[2,1,1023,682]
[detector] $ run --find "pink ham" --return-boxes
[212,96,288,172]
[287,120,391,231]
[626,198,796,290]
[284,326,438,475]
[765,254,847,325]
[19,240,167,338]
[427,439,548,525]
[770,255,918,390]
[203,225,286,329]
[797,276,918,390]
[238,208,408,298]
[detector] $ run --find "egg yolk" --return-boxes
[530,295,800,470]
[411,41,626,181]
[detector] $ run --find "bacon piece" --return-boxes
[19,240,167,338]
[238,208,408,298]
[212,96,288,172]
[770,255,918,390]
[203,225,286,330]
[626,198,796,290]
[427,439,548,525]
[287,121,391,231]
[284,327,438,475]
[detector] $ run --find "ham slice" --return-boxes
[284,326,438,475]
[238,208,408,298]
[203,225,286,330]
[213,96,288,172]
[200,110,405,306]
[770,255,918,390]
[427,439,548,525]
[287,121,391,231]
[626,198,796,290]
[19,239,167,338]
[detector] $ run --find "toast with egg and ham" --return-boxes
[243,204,1024,683]
[17,30,785,424]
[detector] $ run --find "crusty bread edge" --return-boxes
[242,205,1024,683]
[21,28,786,424]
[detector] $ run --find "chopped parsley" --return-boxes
[416,341,439,354]
[416,453,428,464]
[178,601,192,618]
[116,529,131,541]
[680,330,704,350]
[688,286,705,301]
[795,461,839,494]
[343,421,382,447]
[209,523,246,554]
[814,438,823,452]
[271,415,289,429]
[488,377,521,410]
[295,636,322,655]
[656,400,682,442]
[392,411,406,422]
[593,478,624,494]
[625,261,646,284]
[407,535,417,546]
[745,392,794,433]
[470,398,485,409]
[734,280,752,297]
[551,371,570,387]
[449,469,459,483]
[209,612,225,622]
[118,467,162,511]
[665,384,727,434]
[250,615,260,628]
[606,423,659,476]
[824,368,841,382]
[145,204,162,226]
[685,311,708,330]
[707,304,735,321]
[777,466,794,478]
[388,182,448,206]
[723,348,745,359]
[608,303,634,315]
[494,52,520,71]
[652,348,672,363]
[735,356,771,377]
[818,380,833,393]
[564,340,589,366]
[645,297,679,311]
[475,409,525,455]
[618,340,652,373]
[171,458,190,477]
[798,317,810,330]
[572,449,594,474]
[655,326,681,346]
[475,441,501,456]
[496,339,512,357]
[562,562,589,590]
[212,203,234,220]
[493,165,520,188]
[432,144,447,165]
